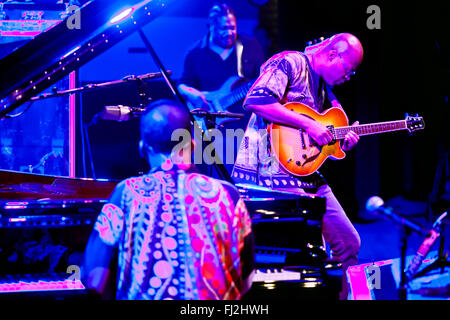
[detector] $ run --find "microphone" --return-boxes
[99,105,146,121]
[365,196,429,237]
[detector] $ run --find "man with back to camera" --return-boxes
[82,99,255,300]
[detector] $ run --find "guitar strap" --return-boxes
[236,37,244,78]
[301,52,321,109]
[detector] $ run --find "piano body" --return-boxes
[0,170,117,299]
[0,172,338,299]
[237,184,342,300]
[0,0,340,299]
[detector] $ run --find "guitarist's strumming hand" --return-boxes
[342,121,360,151]
[307,121,334,146]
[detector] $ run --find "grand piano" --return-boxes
[0,0,339,299]
[0,171,335,299]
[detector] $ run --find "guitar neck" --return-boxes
[218,81,254,109]
[334,120,408,139]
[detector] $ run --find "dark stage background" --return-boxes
[76,0,448,220]
[276,1,448,218]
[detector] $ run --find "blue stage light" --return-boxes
[108,7,135,25]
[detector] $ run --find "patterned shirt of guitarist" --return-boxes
[84,163,254,300]
[232,51,334,191]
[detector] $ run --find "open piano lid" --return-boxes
[0,0,171,119]
[0,0,172,199]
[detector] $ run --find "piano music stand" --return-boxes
[189,108,244,177]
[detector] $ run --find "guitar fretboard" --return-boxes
[334,120,407,139]
[218,81,254,109]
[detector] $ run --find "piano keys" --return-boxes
[0,273,84,293]
[244,265,342,300]
[0,273,93,300]
[253,268,302,282]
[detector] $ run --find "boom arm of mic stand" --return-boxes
[136,28,233,183]
[29,72,168,101]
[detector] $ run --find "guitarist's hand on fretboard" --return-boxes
[342,121,360,151]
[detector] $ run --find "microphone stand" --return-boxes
[410,212,449,279]
[137,28,234,183]
[28,71,167,101]
[191,109,245,132]
[399,212,448,300]
[399,226,411,300]
[190,109,244,176]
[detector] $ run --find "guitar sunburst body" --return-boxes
[269,103,348,176]
[269,102,424,177]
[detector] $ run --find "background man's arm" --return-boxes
[177,84,209,110]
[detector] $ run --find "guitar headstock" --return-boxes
[304,37,327,54]
[405,113,425,133]
[306,37,325,47]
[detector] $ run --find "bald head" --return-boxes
[140,99,191,154]
[328,33,364,66]
[311,33,364,86]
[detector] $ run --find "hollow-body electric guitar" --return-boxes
[268,103,425,176]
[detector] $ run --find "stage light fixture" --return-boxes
[108,7,135,25]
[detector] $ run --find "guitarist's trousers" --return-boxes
[302,184,361,300]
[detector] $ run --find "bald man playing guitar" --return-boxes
[233,33,364,300]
